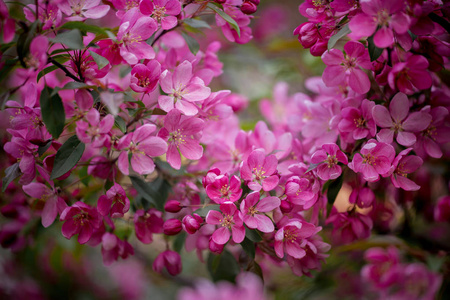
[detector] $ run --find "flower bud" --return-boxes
[163,219,182,235]
[241,1,257,15]
[209,237,224,254]
[280,199,293,213]
[202,168,221,188]
[164,200,182,213]
[182,214,202,234]
[153,250,182,276]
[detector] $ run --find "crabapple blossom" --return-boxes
[58,0,110,21]
[163,219,182,235]
[60,202,102,244]
[130,60,161,94]
[134,209,164,244]
[274,220,321,259]
[326,208,373,244]
[387,54,432,94]
[205,172,242,204]
[140,0,181,30]
[76,109,114,148]
[338,99,376,140]
[311,143,348,181]
[101,232,134,266]
[153,250,182,276]
[205,202,245,245]
[182,214,203,234]
[97,183,130,218]
[389,148,423,191]
[240,148,279,192]
[284,176,316,208]
[240,192,280,233]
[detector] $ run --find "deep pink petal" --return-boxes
[372,105,393,128]
[286,242,306,259]
[231,225,245,243]
[212,227,230,245]
[205,210,223,225]
[389,92,409,123]
[257,196,280,212]
[349,68,370,94]
[373,27,394,48]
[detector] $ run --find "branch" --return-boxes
[48,57,82,82]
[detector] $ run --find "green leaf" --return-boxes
[306,163,320,173]
[17,21,38,68]
[0,59,18,83]
[60,81,91,90]
[193,205,220,217]
[60,21,107,35]
[184,18,211,29]
[78,166,91,186]
[51,29,84,50]
[173,232,187,253]
[50,135,85,180]
[114,116,127,133]
[129,176,171,211]
[207,251,240,282]
[37,140,52,156]
[207,3,240,37]
[245,227,263,242]
[40,86,66,139]
[181,32,200,55]
[247,260,264,282]
[326,175,344,205]
[241,237,255,259]
[0,91,10,110]
[37,65,60,82]
[327,24,351,50]
[2,163,21,192]
[88,50,109,70]
[367,35,383,61]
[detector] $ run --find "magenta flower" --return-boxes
[322,41,372,94]
[349,185,375,208]
[215,5,253,44]
[326,208,373,244]
[101,232,134,266]
[387,54,432,95]
[389,148,423,191]
[372,93,432,146]
[117,8,157,65]
[338,99,377,140]
[58,0,110,21]
[240,148,279,192]
[116,124,167,175]
[205,173,242,204]
[205,202,245,245]
[3,134,38,185]
[0,0,15,43]
[134,209,164,244]
[434,196,450,223]
[311,143,348,181]
[60,202,102,244]
[284,176,316,209]
[348,140,395,182]
[294,22,331,57]
[76,108,114,148]
[287,235,330,277]
[153,250,182,276]
[182,214,203,234]
[240,192,280,233]
[159,60,211,116]
[274,220,320,259]
[23,182,67,228]
[97,183,130,218]
[24,2,62,30]
[349,0,410,48]
[140,0,181,30]
[361,247,401,288]
[130,60,161,94]
[24,35,48,71]
[158,109,205,170]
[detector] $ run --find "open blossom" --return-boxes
[130,60,161,93]
[240,192,280,233]
[311,143,348,181]
[361,246,401,288]
[287,235,330,277]
[153,250,182,276]
[134,209,164,244]
[101,232,134,266]
[76,108,114,148]
[372,92,431,146]
[326,208,373,244]
[284,176,316,208]
[140,0,181,30]
[158,109,205,170]
[240,148,279,192]
[322,41,372,94]
[116,124,167,175]
[60,202,102,244]
[349,185,375,208]
[389,148,423,191]
[159,60,211,116]
[0,0,15,43]
[338,99,376,140]
[348,140,395,182]
[216,5,253,44]
[274,220,321,259]
[387,54,432,95]
[205,171,242,204]
[24,2,62,30]
[205,202,245,245]
[349,0,410,48]
[58,0,110,21]
[97,183,130,218]
[3,133,38,185]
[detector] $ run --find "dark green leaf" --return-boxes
[0,91,10,110]
[0,59,18,83]
[60,21,107,35]
[2,163,21,192]
[37,140,52,156]
[88,50,109,70]
[368,35,383,61]
[326,175,344,205]
[51,29,84,50]
[40,86,66,139]
[114,116,127,133]
[17,22,38,68]
[207,3,240,37]
[306,163,320,173]
[129,176,171,211]
[184,18,211,29]
[245,227,263,242]
[247,260,264,282]
[241,237,255,259]
[173,232,187,253]
[105,179,114,191]
[328,24,351,50]
[181,32,200,55]
[207,251,240,282]
[50,135,85,180]
[60,81,91,90]
[37,65,60,82]
[193,204,220,217]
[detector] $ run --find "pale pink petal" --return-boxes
[117,151,129,175]
[286,242,306,259]
[396,131,416,147]
[175,100,198,116]
[257,196,281,212]
[167,143,181,169]
[173,61,193,89]
[205,210,223,225]
[402,112,431,132]
[161,16,178,30]
[372,105,393,128]
[231,225,245,243]
[322,65,346,87]
[159,95,175,112]
[182,84,211,102]
[262,175,279,192]
[349,13,377,38]
[139,137,168,157]
[131,153,155,174]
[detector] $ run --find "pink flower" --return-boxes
[153,250,182,276]
[24,35,48,71]
[387,54,432,95]
[134,209,164,244]
[116,124,167,175]
[60,202,102,244]
[322,41,372,94]
[117,8,157,65]
[274,220,320,259]
[348,140,395,182]
[311,143,348,180]
[23,182,67,228]
[158,109,205,170]
[349,0,410,48]
[159,60,211,116]
[326,208,373,244]
[130,60,161,93]
[140,0,181,30]
[284,176,317,209]
[101,232,134,266]
[0,0,15,43]
[240,192,280,233]
[24,2,62,30]
[287,235,330,277]
[58,0,110,21]
[182,214,203,234]
[361,246,401,288]
[3,134,38,185]
[163,219,182,235]
[294,22,332,57]
[349,185,375,208]
[215,5,253,44]
[76,108,114,148]
[372,93,431,146]
[205,172,242,204]
[389,148,423,191]
[338,99,377,140]
[240,148,279,192]
[205,202,245,245]
[434,196,450,223]
[97,183,130,218]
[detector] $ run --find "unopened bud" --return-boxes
[163,219,182,235]
[165,200,183,213]
[182,214,203,234]
[241,1,257,15]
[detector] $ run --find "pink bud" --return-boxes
[202,168,221,188]
[153,250,182,276]
[182,214,202,234]
[249,0,260,4]
[241,1,257,15]
[163,219,182,235]
[164,200,182,213]
[209,237,224,254]
[280,199,293,213]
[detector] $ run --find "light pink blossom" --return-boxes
[311,143,348,180]
[389,148,423,191]
[240,148,279,192]
[274,220,321,259]
[58,0,110,21]
[76,108,114,148]
[240,192,280,233]
[140,0,181,30]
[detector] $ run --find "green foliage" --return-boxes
[40,86,66,139]
[50,135,85,180]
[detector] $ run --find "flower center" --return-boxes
[248,206,258,216]
[284,228,297,243]
[252,166,266,181]
[354,117,366,128]
[325,155,338,167]
[376,9,391,27]
[220,214,234,229]
[362,153,376,165]
[153,5,167,21]
[170,128,186,145]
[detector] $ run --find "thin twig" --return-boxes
[48,57,82,82]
